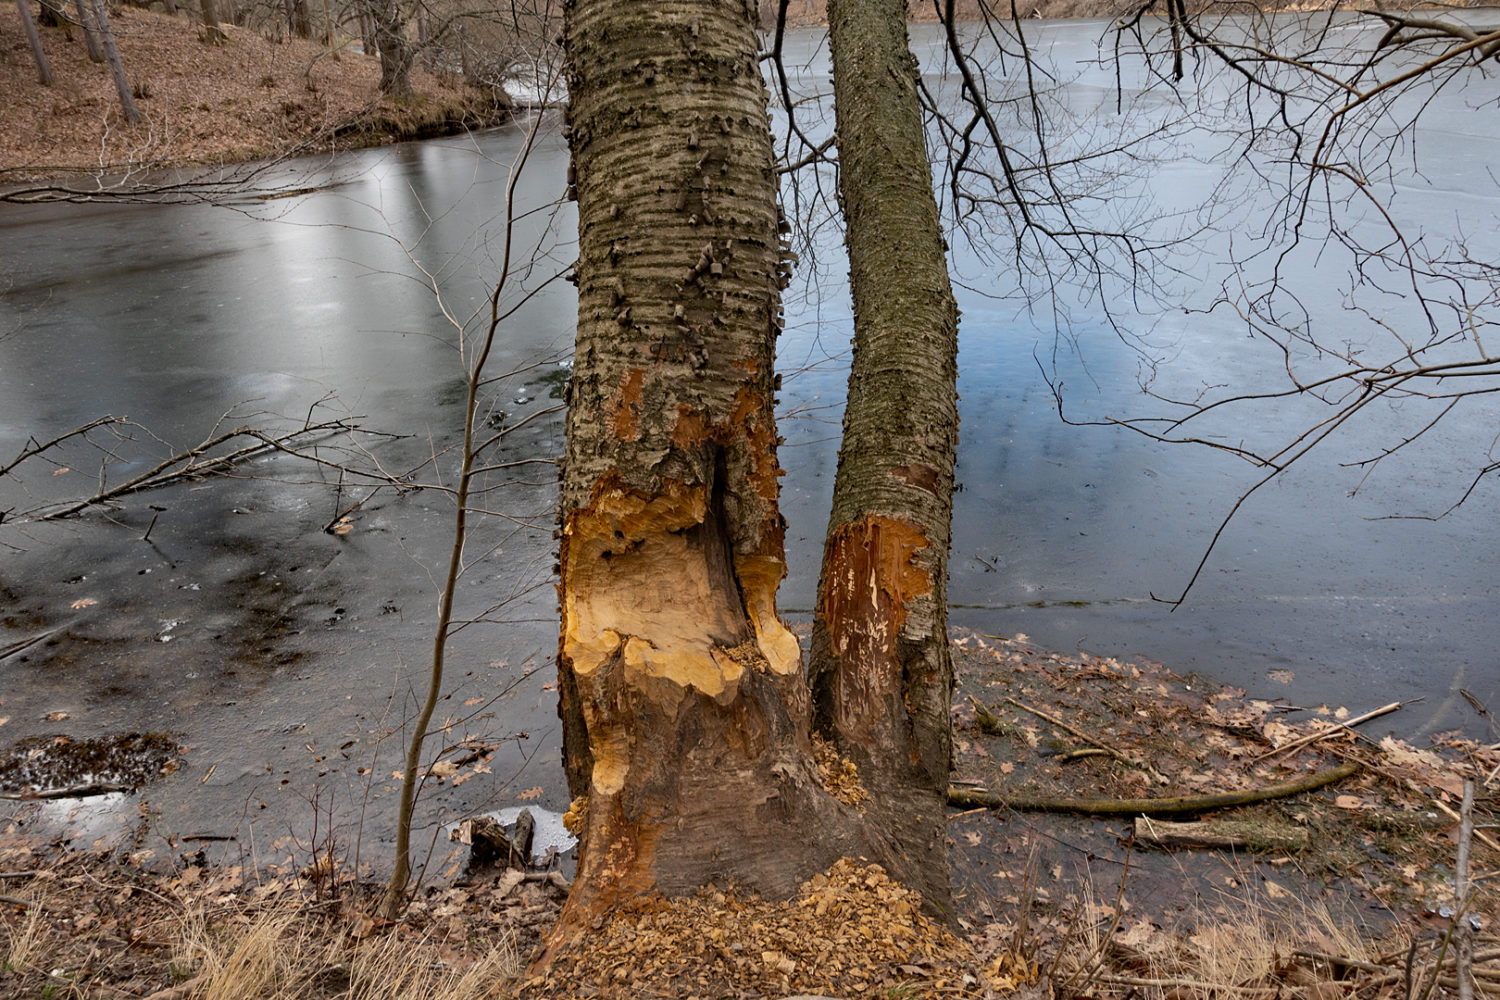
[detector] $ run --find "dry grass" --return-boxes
[0,848,532,1000]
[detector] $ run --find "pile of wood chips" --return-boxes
[526,858,1014,999]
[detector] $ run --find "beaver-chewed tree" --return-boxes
[544,0,959,955]
[808,0,961,915]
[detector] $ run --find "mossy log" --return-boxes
[947,760,1361,816]
[1131,816,1311,852]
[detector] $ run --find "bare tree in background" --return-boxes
[15,0,55,84]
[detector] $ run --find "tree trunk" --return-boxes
[15,0,55,84]
[198,0,225,44]
[359,11,376,58]
[36,0,66,27]
[544,0,891,962]
[292,0,309,36]
[809,0,961,912]
[370,0,412,97]
[88,0,141,124]
[74,0,105,62]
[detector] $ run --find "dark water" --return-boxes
[2,18,1497,859]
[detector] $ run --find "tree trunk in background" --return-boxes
[370,0,412,96]
[358,11,374,57]
[74,0,105,61]
[545,0,890,960]
[36,0,66,27]
[198,0,226,44]
[809,0,961,912]
[88,0,141,123]
[15,0,55,84]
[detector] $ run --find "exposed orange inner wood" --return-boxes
[612,367,646,441]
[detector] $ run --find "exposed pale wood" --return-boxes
[808,0,961,912]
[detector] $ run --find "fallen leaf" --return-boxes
[70,597,98,609]
[1334,794,1364,809]
[1267,669,1295,684]
[52,467,69,476]
[1264,880,1291,899]
[517,786,543,800]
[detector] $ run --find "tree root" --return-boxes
[946,760,1362,816]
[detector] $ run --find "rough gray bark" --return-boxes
[369,0,414,96]
[809,0,961,912]
[73,0,105,63]
[197,0,225,45]
[545,0,890,961]
[88,0,140,123]
[15,0,55,85]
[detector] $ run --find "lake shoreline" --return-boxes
[4,0,1488,191]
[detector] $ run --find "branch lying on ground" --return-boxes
[946,760,1361,815]
[1253,700,1404,760]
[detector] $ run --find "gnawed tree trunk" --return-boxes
[15,0,55,85]
[545,0,891,960]
[808,0,961,911]
[88,0,141,123]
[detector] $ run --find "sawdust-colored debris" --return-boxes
[812,731,869,807]
[0,3,501,183]
[527,858,997,998]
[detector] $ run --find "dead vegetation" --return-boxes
[3,631,1496,999]
[0,2,504,185]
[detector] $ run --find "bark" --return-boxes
[88,0,141,123]
[15,0,55,85]
[36,0,65,27]
[358,11,376,58]
[74,0,105,61]
[809,0,961,911]
[369,0,413,96]
[198,0,226,44]
[545,0,887,960]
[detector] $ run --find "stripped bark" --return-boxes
[809,0,961,911]
[546,0,888,958]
